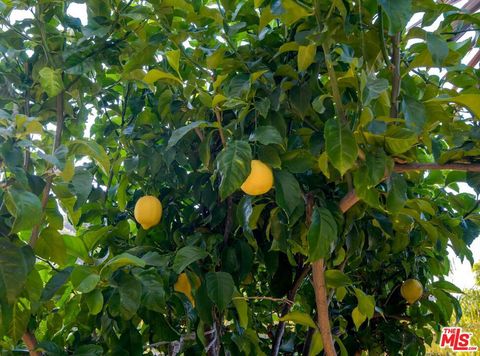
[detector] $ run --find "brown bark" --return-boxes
[312,259,337,356]
[22,331,41,356]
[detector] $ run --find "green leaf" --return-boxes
[35,228,67,266]
[249,126,284,147]
[336,286,347,301]
[71,266,100,293]
[274,170,304,219]
[277,41,299,56]
[352,306,367,330]
[379,0,412,35]
[38,67,64,97]
[118,272,142,320]
[0,240,35,303]
[384,127,418,154]
[143,69,182,85]
[117,175,128,211]
[310,331,324,355]
[215,140,252,200]
[386,173,407,213]
[133,269,165,313]
[205,272,235,311]
[232,290,249,329]
[402,97,426,133]
[324,270,352,288]
[308,207,338,261]
[71,169,93,210]
[297,44,316,72]
[279,311,317,329]
[428,94,480,119]
[363,77,389,105]
[4,188,42,233]
[40,267,73,301]
[353,288,375,319]
[430,280,462,294]
[281,149,316,173]
[73,345,104,356]
[85,289,103,315]
[427,33,449,66]
[8,300,30,343]
[166,49,181,74]
[173,246,209,274]
[324,118,358,176]
[212,94,228,108]
[68,140,110,175]
[100,253,146,277]
[167,121,215,149]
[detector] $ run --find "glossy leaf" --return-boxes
[4,188,42,233]
[324,118,358,175]
[173,246,209,274]
[308,207,338,261]
[205,272,235,311]
[215,140,252,200]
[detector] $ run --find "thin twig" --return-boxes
[321,42,347,125]
[390,32,401,118]
[271,263,311,356]
[214,109,226,147]
[232,296,294,305]
[272,197,314,356]
[378,6,392,68]
[339,161,480,213]
[223,196,233,243]
[29,92,64,247]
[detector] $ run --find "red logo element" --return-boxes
[440,327,478,352]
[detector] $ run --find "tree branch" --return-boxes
[339,161,480,213]
[29,92,64,247]
[214,108,226,147]
[312,259,337,356]
[378,7,392,68]
[23,62,31,172]
[390,32,401,118]
[223,196,233,243]
[321,42,347,125]
[271,263,311,356]
[22,331,40,356]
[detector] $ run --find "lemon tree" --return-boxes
[0,0,480,355]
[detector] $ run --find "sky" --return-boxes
[6,2,480,289]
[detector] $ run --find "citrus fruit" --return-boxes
[134,195,162,230]
[400,279,423,304]
[240,160,274,195]
[174,272,195,305]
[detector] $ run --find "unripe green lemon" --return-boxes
[401,279,423,304]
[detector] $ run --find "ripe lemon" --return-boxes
[400,279,423,304]
[134,195,162,230]
[174,272,195,305]
[241,160,274,195]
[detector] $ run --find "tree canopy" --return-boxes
[0,0,480,355]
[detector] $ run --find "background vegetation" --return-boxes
[0,0,480,355]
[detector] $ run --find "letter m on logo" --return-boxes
[440,329,456,348]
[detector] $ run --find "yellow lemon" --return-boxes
[134,195,162,230]
[241,160,274,195]
[174,272,195,305]
[400,279,423,304]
